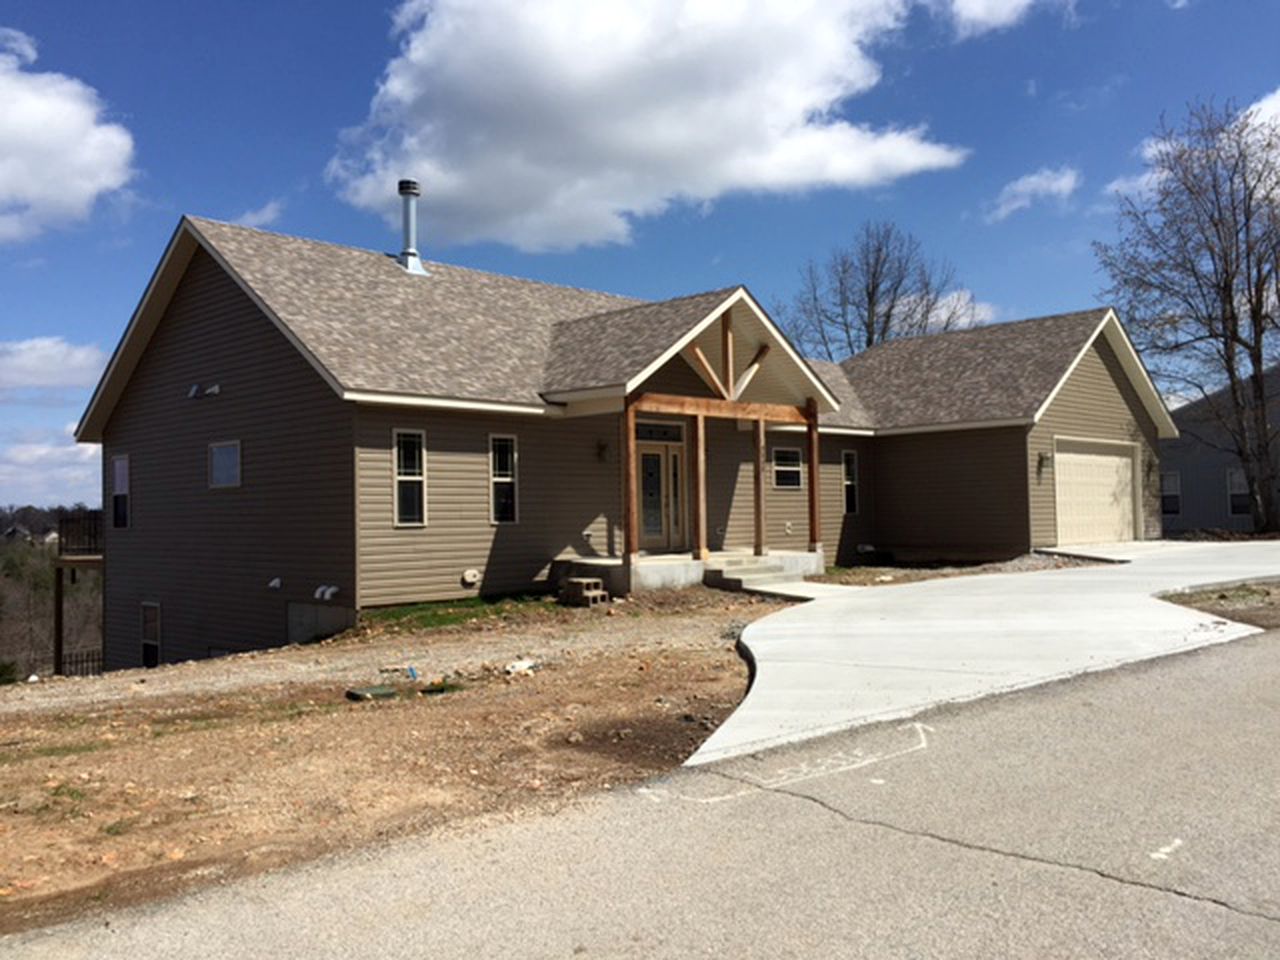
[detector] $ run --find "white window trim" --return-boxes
[772,446,803,490]
[1160,470,1181,517]
[488,433,519,525]
[393,428,427,528]
[842,450,859,515]
[208,440,242,489]
[1227,466,1251,517]
[140,601,162,665]
[111,454,130,530]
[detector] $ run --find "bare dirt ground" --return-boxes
[1172,579,1280,630]
[0,589,781,934]
[814,551,1097,587]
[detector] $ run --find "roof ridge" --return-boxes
[839,306,1110,373]
[551,284,743,328]
[184,215,645,306]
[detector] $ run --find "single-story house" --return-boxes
[1160,367,1279,534]
[76,184,1177,668]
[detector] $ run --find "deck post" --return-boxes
[753,418,767,556]
[806,397,822,554]
[691,414,708,561]
[53,564,64,676]
[721,312,734,399]
[624,396,638,560]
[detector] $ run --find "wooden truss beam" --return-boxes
[732,343,771,401]
[631,392,807,425]
[686,345,729,400]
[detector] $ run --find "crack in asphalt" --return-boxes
[709,770,1280,926]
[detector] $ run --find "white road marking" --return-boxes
[1149,838,1184,860]
[639,722,933,805]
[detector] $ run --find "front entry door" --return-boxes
[637,442,686,552]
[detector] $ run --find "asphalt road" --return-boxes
[7,629,1280,959]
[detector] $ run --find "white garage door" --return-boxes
[1056,440,1136,545]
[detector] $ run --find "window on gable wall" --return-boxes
[1227,467,1251,516]
[1160,471,1181,516]
[111,456,129,528]
[394,430,425,526]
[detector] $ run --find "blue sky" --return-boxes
[2,0,1278,506]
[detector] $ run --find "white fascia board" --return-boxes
[540,384,625,404]
[622,287,842,412]
[875,417,1032,436]
[345,390,555,416]
[771,424,875,436]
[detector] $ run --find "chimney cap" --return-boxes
[398,179,421,197]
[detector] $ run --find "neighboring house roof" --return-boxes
[1170,365,1280,428]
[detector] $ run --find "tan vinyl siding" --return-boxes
[704,424,872,554]
[356,408,622,605]
[639,354,719,397]
[872,427,1030,560]
[101,249,355,668]
[1028,338,1160,546]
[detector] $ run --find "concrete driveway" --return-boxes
[689,540,1280,765]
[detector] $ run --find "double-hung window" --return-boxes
[490,435,518,524]
[394,430,425,526]
[1160,471,1181,516]
[111,455,130,528]
[842,451,859,514]
[773,448,802,488]
[1227,467,1251,516]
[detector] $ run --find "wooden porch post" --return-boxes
[753,418,767,556]
[624,395,638,560]
[691,414,708,561]
[806,397,822,553]
[53,564,64,676]
[721,312,734,399]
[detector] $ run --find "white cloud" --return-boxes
[330,0,997,252]
[0,337,106,391]
[233,198,285,229]
[946,0,1037,35]
[986,165,1081,222]
[0,28,135,243]
[0,424,99,507]
[1165,0,1191,9]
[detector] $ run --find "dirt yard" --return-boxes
[814,552,1097,587]
[1172,580,1280,629]
[0,589,781,933]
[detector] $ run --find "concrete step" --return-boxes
[704,564,795,592]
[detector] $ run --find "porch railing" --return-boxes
[58,510,103,557]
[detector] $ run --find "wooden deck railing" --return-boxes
[57,510,103,557]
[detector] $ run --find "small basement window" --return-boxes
[843,450,859,514]
[490,435,518,524]
[111,455,129,528]
[394,430,425,526]
[773,447,802,488]
[1228,467,1251,516]
[209,441,241,488]
[141,602,161,669]
[1160,471,1181,516]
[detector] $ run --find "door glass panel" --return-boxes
[669,452,682,540]
[641,453,664,536]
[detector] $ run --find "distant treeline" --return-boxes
[1,503,96,537]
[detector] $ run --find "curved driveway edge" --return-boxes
[688,541,1280,766]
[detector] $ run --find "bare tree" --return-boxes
[1095,101,1280,532]
[780,221,981,361]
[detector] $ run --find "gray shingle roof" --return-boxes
[542,287,739,394]
[807,358,873,429]
[189,217,644,405]
[836,309,1110,430]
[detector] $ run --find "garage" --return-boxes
[1055,439,1137,544]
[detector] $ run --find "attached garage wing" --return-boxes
[1055,439,1138,545]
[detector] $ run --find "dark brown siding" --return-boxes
[355,408,623,605]
[640,354,719,397]
[872,426,1031,560]
[1028,337,1161,545]
[101,249,355,668]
